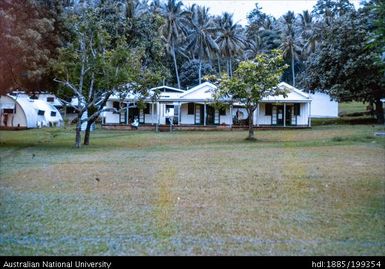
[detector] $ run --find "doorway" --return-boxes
[272,105,294,126]
[276,105,284,125]
[206,105,215,125]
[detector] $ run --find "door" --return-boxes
[165,105,174,125]
[285,106,292,126]
[206,105,215,125]
[276,105,284,126]
[195,104,204,125]
[129,107,139,123]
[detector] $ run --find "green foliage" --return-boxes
[369,0,385,66]
[0,0,66,93]
[160,0,191,88]
[51,5,163,146]
[305,9,385,103]
[312,0,355,17]
[215,12,248,76]
[247,3,269,31]
[210,49,287,139]
[305,7,385,123]
[180,60,214,89]
[215,50,288,107]
[245,4,280,59]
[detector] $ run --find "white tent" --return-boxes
[0,93,63,128]
[35,93,63,108]
[32,100,63,127]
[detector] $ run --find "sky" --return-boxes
[183,0,361,25]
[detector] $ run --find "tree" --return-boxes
[214,50,288,140]
[95,0,169,79]
[0,0,65,94]
[180,59,214,88]
[160,0,191,89]
[279,11,302,87]
[53,8,154,147]
[247,3,269,33]
[216,12,247,77]
[368,0,385,65]
[305,9,385,123]
[246,4,280,58]
[299,10,320,56]
[185,5,218,84]
[312,0,354,17]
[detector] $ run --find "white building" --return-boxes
[101,86,185,125]
[308,92,338,118]
[102,82,313,127]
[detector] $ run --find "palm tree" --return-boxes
[185,5,218,84]
[299,10,320,56]
[125,0,148,19]
[149,0,161,14]
[216,12,247,77]
[160,0,191,89]
[279,11,301,87]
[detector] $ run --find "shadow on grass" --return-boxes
[312,116,378,126]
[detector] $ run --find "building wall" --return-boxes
[256,103,309,126]
[143,103,167,125]
[298,103,309,125]
[220,108,232,125]
[102,100,310,127]
[103,101,118,124]
[105,112,120,124]
[180,103,195,125]
[144,103,158,124]
[180,103,232,125]
[256,103,272,125]
[309,92,338,118]
[103,102,170,125]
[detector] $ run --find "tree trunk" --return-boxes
[226,58,230,77]
[198,59,202,84]
[375,99,384,124]
[217,55,221,77]
[171,44,181,89]
[83,121,93,145]
[229,57,233,78]
[370,100,375,118]
[247,107,255,140]
[291,46,295,87]
[75,115,82,148]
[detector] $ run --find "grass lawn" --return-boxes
[339,102,368,116]
[0,125,384,255]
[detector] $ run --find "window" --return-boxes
[50,111,56,117]
[47,97,54,102]
[294,103,301,116]
[3,108,14,114]
[187,103,194,115]
[66,106,76,114]
[219,107,226,116]
[144,103,150,114]
[38,110,45,116]
[265,104,272,116]
[112,102,120,110]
